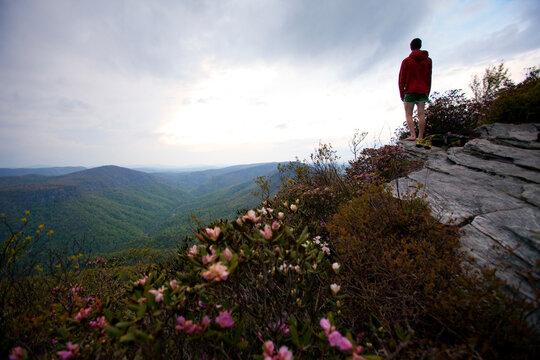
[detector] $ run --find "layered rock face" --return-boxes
[395,123,539,326]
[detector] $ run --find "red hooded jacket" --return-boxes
[399,50,432,100]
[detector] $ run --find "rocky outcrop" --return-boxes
[395,123,539,326]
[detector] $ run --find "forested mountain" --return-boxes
[0,166,85,177]
[0,163,280,254]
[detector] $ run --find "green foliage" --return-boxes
[470,63,514,105]
[485,67,540,123]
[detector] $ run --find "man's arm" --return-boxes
[427,58,432,95]
[398,60,407,100]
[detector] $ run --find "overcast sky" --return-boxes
[1,0,539,168]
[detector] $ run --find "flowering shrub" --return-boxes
[346,145,422,190]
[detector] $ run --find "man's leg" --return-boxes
[417,102,426,139]
[404,102,416,140]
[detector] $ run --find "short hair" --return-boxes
[410,38,422,50]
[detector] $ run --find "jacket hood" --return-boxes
[409,50,429,61]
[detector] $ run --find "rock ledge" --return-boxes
[395,123,539,327]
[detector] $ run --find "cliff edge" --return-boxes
[396,123,539,326]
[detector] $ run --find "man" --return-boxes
[399,38,432,141]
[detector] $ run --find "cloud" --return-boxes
[0,0,539,167]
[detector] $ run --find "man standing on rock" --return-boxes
[399,38,432,141]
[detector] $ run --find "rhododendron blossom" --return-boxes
[148,286,166,303]
[278,212,285,219]
[262,340,293,360]
[187,245,198,258]
[89,316,107,328]
[74,306,92,321]
[290,204,297,212]
[8,346,24,360]
[202,262,230,282]
[133,275,149,286]
[169,279,179,290]
[215,310,234,328]
[56,342,79,359]
[330,283,341,295]
[175,316,203,334]
[223,248,233,261]
[242,209,261,223]
[260,224,273,240]
[272,221,280,230]
[205,226,221,241]
[320,318,354,351]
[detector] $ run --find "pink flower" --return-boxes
[74,306,92,322]
[89,315,107,328]
[263,340,274,355]
[187,245,198,258]
[8,346,25,360]
[223,248,233,262]
[205,226,221,241]
[271,221,280,230]
[169,279,179,290]
[175,316,203,334]
[215,310,234,328]
[330,283,341,296]
[260,224,273,240]
[321,246,330,255]
[320,318,331,332]
[202,316,211,329]
[56,342,79,359]
[202,253,217,265]
[328,331,344,347]
[276,346,293,360]
[242,209,261,223]
[202,262,230,282]
[290,204,297,212]
[148,286,166,303]
[277,212,284,220]
[336,335,353,351]
[262,341,293,360]
[134,274,149,286]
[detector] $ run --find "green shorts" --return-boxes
[404,93,429,103]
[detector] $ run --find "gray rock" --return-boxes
[396,123,540,328]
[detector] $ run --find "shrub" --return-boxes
[485,67,540,123]
[274,142,351,236]
[327,185,539,358]
[346,145,423,190]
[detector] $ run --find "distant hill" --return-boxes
[0,166,193,253]
[151,163,279,191]
[0,163,282,255]
[0,166,86,177]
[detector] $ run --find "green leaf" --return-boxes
[289,314,299,346]
[120,331,136,343]
[105,325,122,337]
[116,321,133,329]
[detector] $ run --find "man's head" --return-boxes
[410,38,422,50]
